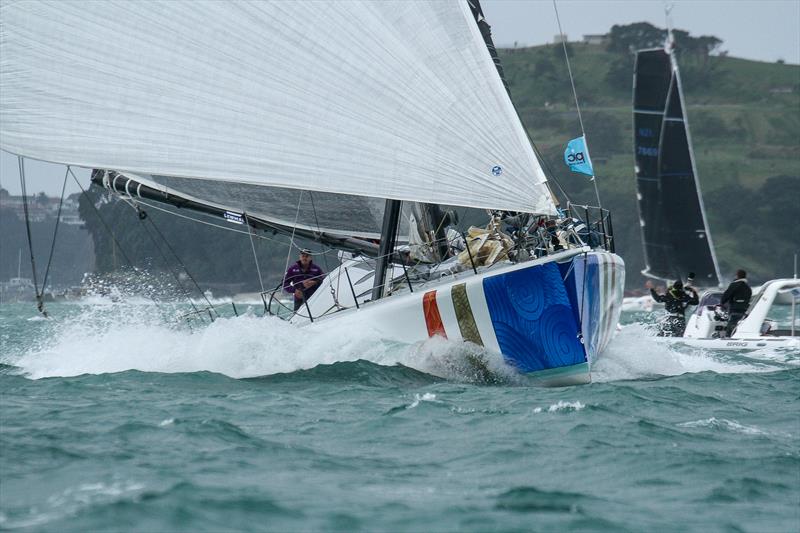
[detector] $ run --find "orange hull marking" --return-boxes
[422,290,447,338]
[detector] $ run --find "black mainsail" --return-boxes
[633,47,721,287]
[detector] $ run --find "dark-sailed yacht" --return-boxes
[633,43,721,288]
[631,38,798,348]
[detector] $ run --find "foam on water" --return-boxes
[5,301,794,383]
[7,299,515,382]
[677,417,769,436]
[10,307,378,379]
[532,401,586,413]
[591,323,785,382]
[407,393,438,409]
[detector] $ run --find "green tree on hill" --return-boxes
[607,22,666,54]
[607,22,722,59]
[605,23,724,89]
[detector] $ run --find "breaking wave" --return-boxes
[4,300,795,384]
[4,299,516,383]
[590,323,789,382]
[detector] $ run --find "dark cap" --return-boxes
[300,248,312,255]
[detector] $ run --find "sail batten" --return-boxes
[1,0,556,215]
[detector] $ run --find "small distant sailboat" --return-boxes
[0,250,36,304]
[1,0,626,383]
[631,34,798,350]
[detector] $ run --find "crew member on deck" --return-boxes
[646,279,699,336]
[283,249,325,312]
[720,269,752,337]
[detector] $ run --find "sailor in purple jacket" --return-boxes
[283,249,325,311]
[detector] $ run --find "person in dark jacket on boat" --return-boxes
[283,249,325,312]
[720,269,752,337]
[646,279,699,336]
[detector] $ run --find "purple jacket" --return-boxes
[283,260,325,300]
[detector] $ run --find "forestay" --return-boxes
[0,1,555,215]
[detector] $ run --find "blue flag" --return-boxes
[564,135,594,177]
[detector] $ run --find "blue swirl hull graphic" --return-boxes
[483,252,624,378]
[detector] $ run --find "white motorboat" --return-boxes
[668,279,799,351]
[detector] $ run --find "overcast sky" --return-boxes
[2,0,798,196]
[482,0,800,64]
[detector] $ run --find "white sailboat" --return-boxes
[631,37,798,351]
[0,0,625,384]
[0,250,36,303]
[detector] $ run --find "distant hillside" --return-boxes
[498,37,800,288]
[0,192,94,288]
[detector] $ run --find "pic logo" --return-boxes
[566,152,585,164]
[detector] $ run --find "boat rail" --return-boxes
[260,206,617,323]
[563,203,615,253]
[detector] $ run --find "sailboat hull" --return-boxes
[300,250,624,385]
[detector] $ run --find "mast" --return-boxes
[371,199,402,301]
[468,0,508,93]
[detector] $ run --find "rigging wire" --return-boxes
[133,209,205,319]
[128,199,272,239]
[69,168,138,267]
[282,190,304,280]
[123,197,338,258]
[552,0,603,209]
[307,191,341,306]
[553,0,585,136]
[140,210,218,315]
[40,168,70,296]
[307,192,331,272]
[244,213,266,294]
[17,156,47,316]
[68,168,164,311]
[105,192,558,278]
[526,138,572,205]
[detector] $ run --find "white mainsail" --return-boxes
[0,0,555,215]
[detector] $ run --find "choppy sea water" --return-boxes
[1,300,798,532]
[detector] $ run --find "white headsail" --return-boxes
[0,1,555,215]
